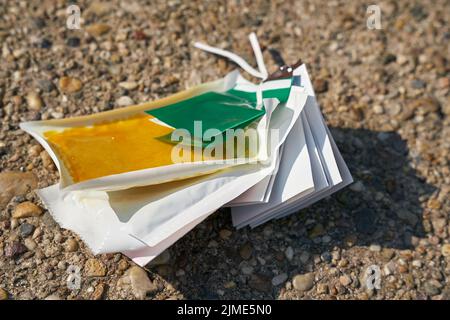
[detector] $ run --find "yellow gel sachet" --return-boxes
[44,114,194,183]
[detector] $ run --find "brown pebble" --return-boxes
[40,150,54,168]
[309,223,325,238]
[12,201,43,219]
[339,275,352,286]
[118,259,129,271]
[0,288,8,300]
[428,198,442,210]
[12,95,22,107]
[59,76,82,93]
[313,78,328,93]
[28,145,43,157]
[91,283,105,300]
[316,283,329,294]
[85,259,107,277]
[0,172,38,209]
[86,23,111,37]
[239,242,253,260]
[65,238,79,252]
[398,265,408,273]
[219,229,232,239]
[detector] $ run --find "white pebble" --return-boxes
[116,96,134,107]
[285,246,294,261]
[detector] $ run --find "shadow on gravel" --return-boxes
[327,127,435,247]
[146,127,436,299]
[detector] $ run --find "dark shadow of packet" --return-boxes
[143,127,437,300]
[327,127,433,248]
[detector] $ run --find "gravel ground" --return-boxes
[0,0,449,300]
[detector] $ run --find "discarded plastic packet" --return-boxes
[36,84,306,257]
[21,32,351,267]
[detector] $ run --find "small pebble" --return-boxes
[272,273,288,286]
[339,275,352,286]
[441,244,450,257]
[37,79,55,92]
[119,81,138,90]
[437,77,449,89]
[86,24,111,37]
[40,150,53,167]
[369,244,381,252]
[239,242,253,260]
[31,17,46,29]
[424,282,441,296]
[299,251,310,264]
[40,39,52,49]
[224,281,236,289]
[350,181,364,192]
[292,273,315,291]
[373,105,384,114]
[0,288,8,300]
[321,251,332,263]
[309,223,325,238]
[317,283,329,294]
[313,78,328,93]
[410,79,426,89]
[248,274,272,293]
[26,92,43,111]
[116,96,135,107]
[241,266,254,275]
[383,53,396,64]
[19,222,35,238]
[219,229,232,239]
[92,283,105,300]
[28,145,43,157]
[396,54,409,65]
[85,259,107,277]
[285,246,294,261]
[12,202,43,219]
[412,260,422,268]
[24,238,37,251]
[0,172,37,210]
[322,235,332,244]
[118,259,129,271]
[65,238,79,252]
[5,241,27,258]
[59,77,82,93]
[121,266,157,299]
[10,218,18,229]
[32,227,42,239]
[57,261,67,270]
[66,37,81,47]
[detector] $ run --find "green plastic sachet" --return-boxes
[145,77,293,146]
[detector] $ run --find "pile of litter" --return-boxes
[21,34,352,266]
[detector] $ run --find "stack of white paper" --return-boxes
[230,65,353,229]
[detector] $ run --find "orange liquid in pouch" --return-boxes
[44,114,195,183]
